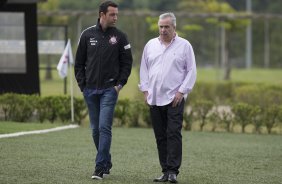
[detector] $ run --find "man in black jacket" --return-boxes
[74,1,133,180]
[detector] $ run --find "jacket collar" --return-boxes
[96,18,115,32]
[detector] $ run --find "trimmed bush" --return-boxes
[0,94,87,124]
[0,93,36,122]
[232,102,253,133]
[193,100,213,131]
[0,81,281,134]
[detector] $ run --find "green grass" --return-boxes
[40,67,282,98]
[0,127,281,184]
[197,68,282,85]
[39,66,140,99]
[0,121,65,134]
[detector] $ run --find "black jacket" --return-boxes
[74,19,133,91]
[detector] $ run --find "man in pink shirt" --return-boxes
[139,12,197,183]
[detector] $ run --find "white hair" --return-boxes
[159,12,176,27]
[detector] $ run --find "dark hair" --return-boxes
[99,1,118,16]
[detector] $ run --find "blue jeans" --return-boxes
[83,87,118,169]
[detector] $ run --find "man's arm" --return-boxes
[117,33,133,87]
[178,43,197,95]
[138,43,150,105]
[74,34,87,92]
[138,44,149,92]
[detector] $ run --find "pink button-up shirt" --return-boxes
[139,35,197,106]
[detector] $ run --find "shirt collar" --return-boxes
[158,33,177,45]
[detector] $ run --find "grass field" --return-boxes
[0,121,65,134]
[0,127,281,184]
[40,67,282,99]
[196,68,282,85]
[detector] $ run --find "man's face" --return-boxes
[158,17,175,43]
[101,6,118,28]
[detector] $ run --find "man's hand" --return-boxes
[172,92,184,107]
[114,85,122,93]
[143,91,149,105]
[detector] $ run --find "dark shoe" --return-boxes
[153,173,169,182]
[103,163,112,177]
[168,173,177,183]
[91,168,104,180]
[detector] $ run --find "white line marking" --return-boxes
[0,124,79,139]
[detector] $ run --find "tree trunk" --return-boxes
[242,123,246,133]
[223,31,231,80]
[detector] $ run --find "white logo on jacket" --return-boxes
[89,37,97,45]
[109,36,117,45]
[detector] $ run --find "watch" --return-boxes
[117,84,123,90]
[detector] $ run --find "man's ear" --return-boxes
[100,12,106,18]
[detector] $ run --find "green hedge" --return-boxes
[189,81,282,104]
[187,82,282,134]
[0,82,281,134]
[0,94,87,124]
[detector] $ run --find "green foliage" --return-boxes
[56,96,71,123]
[0,94,10,121]
[183,106,193,131]
[41,96,60,123]
[177,0,248,31]
[1,80,281,134]
[193,100,214,131]
[114,99,131,126]
[279,106,282,122]
[0,93,36,122]
[35,96,49,123]
[189,82,216,103]
[127,100,144,127]
[250,105,263,134]
[0,94,86,124]
[189,81,241,104]
[38,0,68,25]
[73,98,88,125]
[175,0,248,81]
[232,102,253,133]
[114,99,150,127]
[178,0,235,13]
[234,84,282,108]
[182,24,203,32]
[210,106,234,132]
[38,0,59,11]
[263,105,280,134]
[145,16,159,32]
[13,94,36,122]
[58,0,100,10]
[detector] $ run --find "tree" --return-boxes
[58,0,101,10]
[177,0,248,80]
